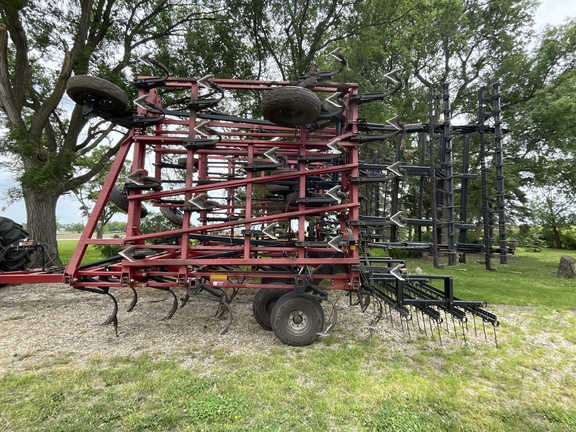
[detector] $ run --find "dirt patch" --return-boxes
[0,283,573,374]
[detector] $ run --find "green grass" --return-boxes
[1,343,575,431]
[399,248,576,310]
[2,248,575,431]
[57,240,103,265]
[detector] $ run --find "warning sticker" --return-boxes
[210,274,228,287]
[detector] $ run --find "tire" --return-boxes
[0,255,29,272]
[261,86,322,127]
[66,75,129,113]
[109,186,148,218]
[159,206,184,226]
[0,218,24,245]
[0,217,28,247]
[267,169,298,195]
[267,184,292,195]
[0,216,31,272]
[271,293,324,346]
[177,157,199,169]
[252,288,291,331]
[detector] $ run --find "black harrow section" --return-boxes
[355,255,499,344]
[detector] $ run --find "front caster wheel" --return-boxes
[271,293,324,346]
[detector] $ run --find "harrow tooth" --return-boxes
[427,315,434,336]
[493,323,499,349]
[403,316,411,340]
[415,308,422,332]
[436,321,443,347]
[126,286,138,312]
[317,323,333,337]
[214,303,227,319]
[472,315,478,338]
[321,298,338,337]
[460,320,467,345]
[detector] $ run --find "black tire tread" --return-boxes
[159,207,184,226]
[271,293,324,346]
[67,75,129,113]
[0,216,31,272]
[252,288,291,331]
[109,186,148,218]
[261,86,322,127]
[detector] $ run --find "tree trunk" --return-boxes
[96,214,105,239]
[24,188,63,266]
[553,226,562,249]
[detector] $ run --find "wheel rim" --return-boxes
[285,307,310,335]
[96,97,117,111]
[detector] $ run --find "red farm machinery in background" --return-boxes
[0,53,499,346]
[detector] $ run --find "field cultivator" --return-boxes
[0,54,500,346]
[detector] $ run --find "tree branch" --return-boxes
[64,130,129,192]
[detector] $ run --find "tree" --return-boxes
[503,19,576,195]
[0,0,222,258]
[529,185,576,249]
[228,0,408,81]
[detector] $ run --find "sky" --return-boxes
[1,0,575,226]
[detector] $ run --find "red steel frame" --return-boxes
[2,77,364,292]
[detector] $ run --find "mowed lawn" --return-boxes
[1,247,575,431]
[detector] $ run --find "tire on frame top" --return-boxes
[261,86,322,127]
[66,75,129,113]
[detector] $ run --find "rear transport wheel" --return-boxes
[271,292,324,346]
[252,288,291,331]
